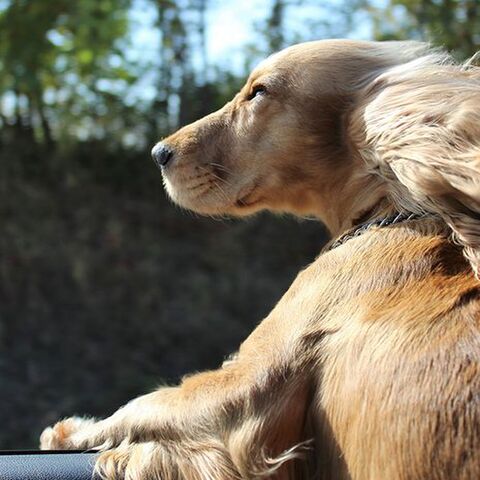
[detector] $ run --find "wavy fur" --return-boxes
[351,50,480,276]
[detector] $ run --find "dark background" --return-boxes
[0,0,478,448]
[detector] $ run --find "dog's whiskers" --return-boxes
[208,162,233,176]
[197,166,233,205]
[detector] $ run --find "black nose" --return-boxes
[151,143,174,168]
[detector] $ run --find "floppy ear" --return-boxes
[359,53,480,276]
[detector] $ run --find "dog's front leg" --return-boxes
[42,329,315,477]
[40,262,331,479]
[41,343,313,478]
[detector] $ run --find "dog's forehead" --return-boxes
[249,41,345,82]
[247,39,410,92]
[247,44,328,90]
[249,55,280,83]
[252,45,309,75]
[248,47,309,85]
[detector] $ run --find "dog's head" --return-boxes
[155,39,480,276]
[153,40,430,232]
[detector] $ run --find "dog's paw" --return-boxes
[94,441,156,480]
[93,438,241,480]
[40,416,96,450]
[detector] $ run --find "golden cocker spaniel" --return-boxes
[41,39,480,480]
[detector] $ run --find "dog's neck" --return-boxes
[292,169,394,238]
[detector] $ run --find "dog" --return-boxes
[41,39,480,479]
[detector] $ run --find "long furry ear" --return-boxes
[356,51,480,276]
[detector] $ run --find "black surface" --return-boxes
[0,451,98,480]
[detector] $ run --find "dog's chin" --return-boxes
[231,187,264,214]
[164,178,264,217]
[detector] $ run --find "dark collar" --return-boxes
[328,212,428,251]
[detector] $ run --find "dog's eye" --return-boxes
[247,85,267,101]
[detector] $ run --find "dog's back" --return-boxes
[309,218,480,479]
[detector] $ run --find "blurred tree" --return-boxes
[366,0,480,57]
[266,0,286,52]
[0,0,132,151]
[246,0,366,69]
[149,0,244,136]
[0,0,63,148]
[150,0,187,135]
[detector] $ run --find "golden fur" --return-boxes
[41,40,480,479]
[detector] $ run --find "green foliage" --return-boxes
[0,0,132,148]
[367,0,480,58]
